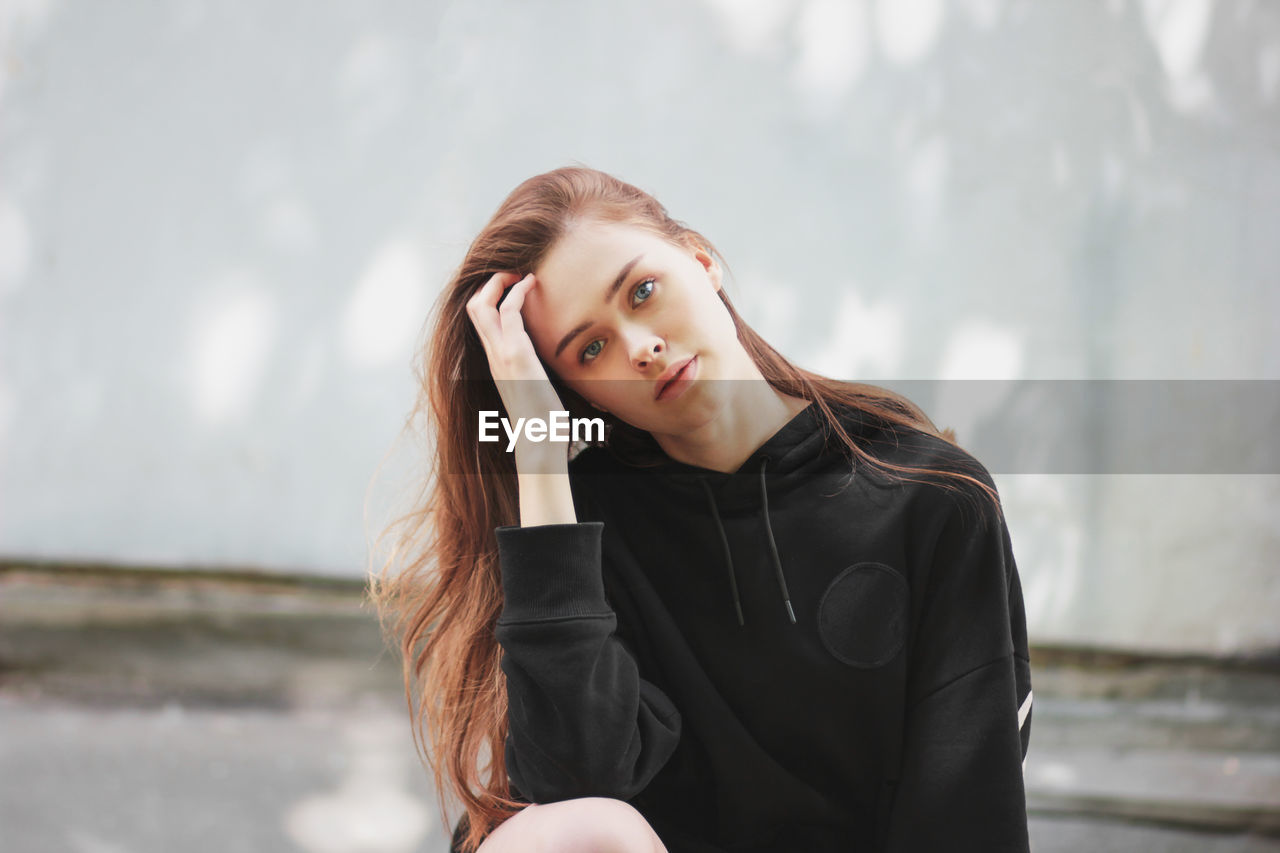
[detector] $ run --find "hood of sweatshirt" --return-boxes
[617,402,887,629]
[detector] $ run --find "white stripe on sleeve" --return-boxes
[1018,689,1033,731]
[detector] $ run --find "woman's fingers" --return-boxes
[466,271,526,360]
[497,274,536,341]
[466,270,519,318]
[465,271,547,384]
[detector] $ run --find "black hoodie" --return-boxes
[465,402,1032,852]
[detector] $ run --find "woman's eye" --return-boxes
[580,279,655,364]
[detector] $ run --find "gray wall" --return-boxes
[2,0,1277,654]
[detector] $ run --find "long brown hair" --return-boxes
[369,166,999,852]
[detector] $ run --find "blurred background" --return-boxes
[2,0,1277,850]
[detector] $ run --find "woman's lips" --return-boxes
[656,356,697,401]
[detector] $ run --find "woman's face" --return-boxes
[520,219,752,437]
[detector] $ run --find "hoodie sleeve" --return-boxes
[494,521,683,804]
[883,482,1033,852]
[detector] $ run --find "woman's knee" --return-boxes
[477,796,667,853]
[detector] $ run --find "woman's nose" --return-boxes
[630,334,664,371]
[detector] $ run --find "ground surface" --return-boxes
[2,566,1277,852]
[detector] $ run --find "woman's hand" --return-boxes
[466,271,569,468]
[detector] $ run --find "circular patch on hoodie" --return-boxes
[817,562,908,668]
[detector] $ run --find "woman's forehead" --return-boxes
[538,220,665,282]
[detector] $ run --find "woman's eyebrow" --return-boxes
[552,253,645,359]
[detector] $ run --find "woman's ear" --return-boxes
[692,244,723,293]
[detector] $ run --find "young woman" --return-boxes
[373,167,1033,853]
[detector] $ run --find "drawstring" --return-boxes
[759,458,798,624]
[699,478,744,627]
[698,458,797,627]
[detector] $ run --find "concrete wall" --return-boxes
[2,0,1276,654]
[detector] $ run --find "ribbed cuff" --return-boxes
[495,522,609,622]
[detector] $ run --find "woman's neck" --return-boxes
[653,384,812,474]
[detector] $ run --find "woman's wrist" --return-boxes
[514,446,570,476]
[516,465,576,527]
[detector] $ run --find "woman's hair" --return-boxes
[369,166,999,852]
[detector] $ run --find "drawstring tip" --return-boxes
[734,603,745,627]
[783,600,796,624]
